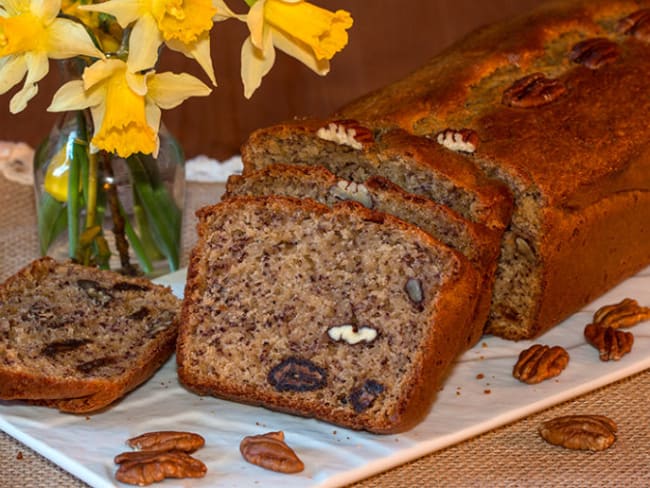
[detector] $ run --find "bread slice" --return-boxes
[177,196,480,433]
[225,163,501,348]
[0,257,180,413]
[241,122,513,231]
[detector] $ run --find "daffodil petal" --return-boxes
[0,55,27,95]
[147,72,211,109]
[80,0,141,28]
[46,18,105,59]
[241,31,275,99]
[88,103,106,153]
[23,50,49,85]
[48,79,102,112]
[247,0,266,50]
[126,69,148,96]
[30,0,60,23]
[213,0,245,21]
[272,27,329,75]
[83,58,123,90]
[166,33,216,86]
[9,82,37,113]
[144,101,161,156]
[0,0,26,15]
[128,14,164,73]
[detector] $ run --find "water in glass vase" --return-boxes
[33,109,185,278]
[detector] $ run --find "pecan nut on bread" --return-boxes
[0,258,180,413]
[225,163,500,349]
[177,196,480,433]
[241,0,650,340]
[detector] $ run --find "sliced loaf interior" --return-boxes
[0,257,180,413]
[225,163,501,347]
[177,196,480,433]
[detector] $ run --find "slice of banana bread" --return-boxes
[225,164,501,347]
[0,257,180,413]
[177,196,480,433]
[241,122,513,231]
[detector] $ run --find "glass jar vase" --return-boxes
[33,108,185,278]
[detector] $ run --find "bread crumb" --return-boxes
[16,451,23,460]
[476,373,485,380]
[484,389,491,394]
[482,342,488,348]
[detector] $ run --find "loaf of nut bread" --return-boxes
[177,196,480,433]
[241,0,650,340]
[225,163,500,349]
[0,258,180,413]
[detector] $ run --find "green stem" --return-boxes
[100,152,137,275]
[244,0,257,6]
[66,139,81,262]
[119,203,154,275]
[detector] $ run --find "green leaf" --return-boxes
[126,154,182,271]
[36,193,68,256]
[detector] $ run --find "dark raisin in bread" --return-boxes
[0,257,180,413]
[177,196,480,433]
[225,163,501,348]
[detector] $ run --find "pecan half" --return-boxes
[538,414,617,451]
[115,450,207,486]
[240,431,304,474]
[617,9,650,42]
[126,431,205,454]
[316,120,374,150]
[77,279,113,306]
[435,128,479,153]
[268,356,327,392]
[502,73,567,108]
[512,344,569,384]
[592,298,650,329]
[569,38,620,69]
[349,379,385,413]
[584,323,634,361]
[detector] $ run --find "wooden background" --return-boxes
[0,0,544,160]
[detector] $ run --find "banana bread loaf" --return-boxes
[225,163,501,348]
[241,0,650,340]
[177,196,480,433]
[0,257,180,413]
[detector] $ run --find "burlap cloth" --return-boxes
[1,173,648,487]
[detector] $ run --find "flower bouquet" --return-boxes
[0,0,353,276]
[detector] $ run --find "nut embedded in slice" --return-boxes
[539,414,617,451]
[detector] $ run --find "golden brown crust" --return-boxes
[178,196,480,433]
[330,0,650,339]
[0,257,180,413]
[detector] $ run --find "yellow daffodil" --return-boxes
[81,0,224,85]
[241,0,353,98]
[47,58,211,158]
[61,0,123,53]
[0,0,104,113]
